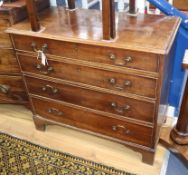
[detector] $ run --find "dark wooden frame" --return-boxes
[170,50,188,145]
[102,0,116,40]
[160,50,188,165]
[67,0,76,10]
[26,0,41,31]
[129,0,137,14]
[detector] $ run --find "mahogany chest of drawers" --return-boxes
[0,1,28,104]
[0,0,49,104]
[7,8,180,164]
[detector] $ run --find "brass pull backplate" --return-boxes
[111,102,130,114]
[109,78,131,90]
[112,125,131,135]
[48,108,64,116]
[36,64,54,75]
[31,42,48,52]
[42,84,59,94]
[109,53,133,66]
[0,84,10,94]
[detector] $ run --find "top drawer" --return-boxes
[12,35,159,73]
[77,44,159,73]
[12,35,77,59]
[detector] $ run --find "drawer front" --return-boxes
[0,19,12,48]
[18,54,157,98]
[0,75,28,104]
[32,97,153,147]
[12,35,77,58]
[77,44,159,72]
[0,48,20,73]
[25,76,155,123]
[13,35,158,73]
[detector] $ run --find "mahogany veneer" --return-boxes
[7,6,180,165]
[17,53,157,98]
[0,49,19,74]
[174,0,188,11]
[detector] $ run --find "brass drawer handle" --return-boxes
[111,102,130,114]
[109,53,116,60]
[31,42,48,52]
[36,64,54,75]
[109,53,133,66]
[0,84,24,102]
[109,78,131,90]
[124,56,133,62]
[42,85,59,94]
[112,125,131,135]
[0,84,10,94]
[48,108,64,116]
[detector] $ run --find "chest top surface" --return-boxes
[6,7,180,54]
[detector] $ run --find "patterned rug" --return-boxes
[0,133,136,175]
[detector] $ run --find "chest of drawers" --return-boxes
[0,1,27,104]
[0,0,49,104]
[7,7,180,164]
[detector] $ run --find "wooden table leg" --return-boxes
[160,50,188,165]
[102,0,116,40]
[67,0,76,10]
[26,0,40,32]
[170,75,188,144]
[129,0,137,14]
[170,50,188,145]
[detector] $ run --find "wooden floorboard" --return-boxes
[0,104,169,175]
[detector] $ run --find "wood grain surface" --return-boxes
[7,8,181,54]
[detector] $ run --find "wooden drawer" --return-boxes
[12,35,77,58]
[17,54,157,98]
[13,35,158,73]
[0,19,12,48]
[25,76,155,123]
[32,96,153,147]
[0,48,20,73]
[0,75,28,104]
[77,44,159,72]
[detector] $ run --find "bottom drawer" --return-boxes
[31,97,153,147]
[0,75,28,104]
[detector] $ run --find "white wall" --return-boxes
[50,0,57,6]
[50,0,146,13]
[137,0,146,13]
